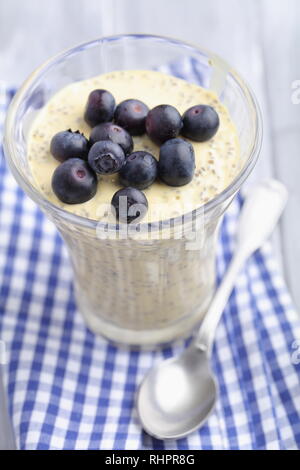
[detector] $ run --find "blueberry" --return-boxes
[146,105,182,145]
[50,130,89,162]
[119,151,158,190]
[111,187,148,224]
[182,105,220,142]
[52,158,97,204]
[158,138,195,187]
[114,99,149,136]
[90,122,133,155]
[84,89,116,127]
[88,141,125,175]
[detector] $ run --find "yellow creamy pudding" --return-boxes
[28,70,240,223]
[26,70,241,345]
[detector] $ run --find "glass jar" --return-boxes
[3,35,262,347]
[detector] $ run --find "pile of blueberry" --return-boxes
[50,89,220,223]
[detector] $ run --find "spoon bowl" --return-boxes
[137,346,217,439]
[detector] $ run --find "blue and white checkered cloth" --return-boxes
[1,84,300,450]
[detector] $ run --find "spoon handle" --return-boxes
[195,250,246,355]
[195,179,288,355]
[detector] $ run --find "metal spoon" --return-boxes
[137,179,288,440]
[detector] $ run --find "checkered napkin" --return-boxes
[1,82,300,450]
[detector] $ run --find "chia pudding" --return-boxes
[27,70,241,346]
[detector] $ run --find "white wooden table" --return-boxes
[0,0,299,309]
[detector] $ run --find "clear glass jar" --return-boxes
[3,35,262,347]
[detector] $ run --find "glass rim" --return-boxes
[4,33,263,231]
